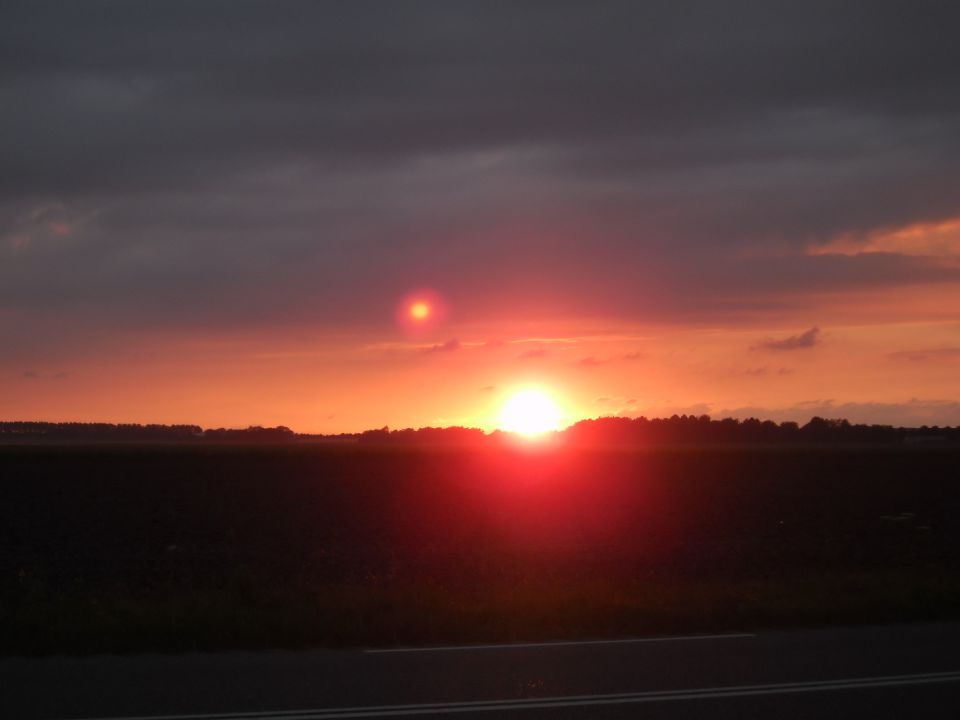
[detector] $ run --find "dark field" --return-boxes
[3,444,960,655]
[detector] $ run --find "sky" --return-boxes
[3,1,960,432]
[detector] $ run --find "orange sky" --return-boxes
[7,253,960,432]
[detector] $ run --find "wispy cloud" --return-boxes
[518,347,547,359]
[754,326,820,351]
[425,338,461,353]
[365,339,482,352]
[887,347,960,362]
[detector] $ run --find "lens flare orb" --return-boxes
[396,289,446,333]
[409,301,430,320]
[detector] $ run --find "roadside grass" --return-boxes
[6,569,960,655]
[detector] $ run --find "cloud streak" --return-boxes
[887,347,960,362]
[518,348,547,360]
[425,339,462,354]
[754,327,821,352]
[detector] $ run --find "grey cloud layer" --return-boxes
[3,1,960,349]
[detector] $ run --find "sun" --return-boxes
[499,389,562,436]
[409,301,430,320]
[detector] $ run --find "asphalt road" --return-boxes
[3,623,960,719]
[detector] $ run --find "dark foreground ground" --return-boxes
[4,623,960,719]
[2,444,960,654]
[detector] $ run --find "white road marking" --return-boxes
[63,669,960,720]
[364,632,756,653]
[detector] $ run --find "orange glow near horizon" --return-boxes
[499,389,563,436]
[9,311,960,433]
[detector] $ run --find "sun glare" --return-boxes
[499,389,562,436]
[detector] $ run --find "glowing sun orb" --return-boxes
[409,301,430,320]
[499,389,562,436]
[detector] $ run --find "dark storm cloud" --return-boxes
[3,1,960,355]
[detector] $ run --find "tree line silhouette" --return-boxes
[357,415,959,446]
[0,422,292,443]
[561,414,957,445]
[1,415,957,445]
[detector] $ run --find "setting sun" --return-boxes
[499,389,562,436]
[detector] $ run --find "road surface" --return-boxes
[3,623,960,719]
